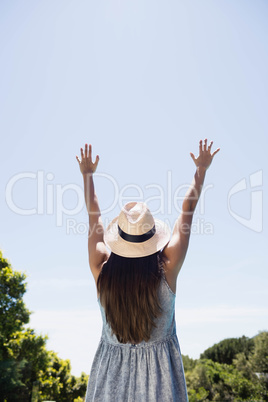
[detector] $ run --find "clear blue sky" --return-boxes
[0,0,267,376]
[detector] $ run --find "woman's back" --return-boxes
[85,273,188,402]
[77,141,220,401]
[99,271,176,345]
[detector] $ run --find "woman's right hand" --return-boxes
[190,139,220,170]
[76,144,99,175]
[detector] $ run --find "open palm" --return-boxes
[76,144,99,174]
[190,139,220,170]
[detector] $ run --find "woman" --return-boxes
[76,139,220,402]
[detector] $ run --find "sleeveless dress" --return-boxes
[85,273,188,402]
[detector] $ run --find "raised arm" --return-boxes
[76,144,109,283]
[162,139,220,289]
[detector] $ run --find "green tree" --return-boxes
[39,351,88,401]
[249,331,268,373]
[0,251,32,399]
[249,331,268,401]
[188,387,209,402]
[0,250,30,359]
[182,355,197,372]
[0,358,28,400]
[3,328,50,399]
[186,359,263,401]
[233,352,254,380]
[0,251,88,401]
[200,336,254,365]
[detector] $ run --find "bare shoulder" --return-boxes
[89,243,109,283]
[161,211,193,280]
[160,253,178,294]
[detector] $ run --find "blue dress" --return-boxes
[85,273,188,401]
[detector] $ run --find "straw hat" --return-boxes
[104,202,171,258]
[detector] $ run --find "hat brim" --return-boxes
[104,216,171,258]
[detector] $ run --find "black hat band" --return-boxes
[118,225,156,243]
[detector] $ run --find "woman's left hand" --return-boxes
[190,139,220,171]
[76,144,99,174]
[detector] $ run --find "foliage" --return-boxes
[184,331,268,401]
[249,331,268,373]
[182,355,197,372]
[0,250,30,359]
[38,351,88,401]
[0,358,28,400]
[0,251,88,401]
[200,336,254,365]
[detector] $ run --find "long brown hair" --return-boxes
[97,251,164,344]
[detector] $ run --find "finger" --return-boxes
[203,138,207,151]
[199,140,202,154]
[208,141,213,150]
[94,154,100,168]
[85,143,88,159]
[190,152,196,161]
[212,148,220,157]
[76,156,81,164]
[80,147,84,159]
[88,144,92,160]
